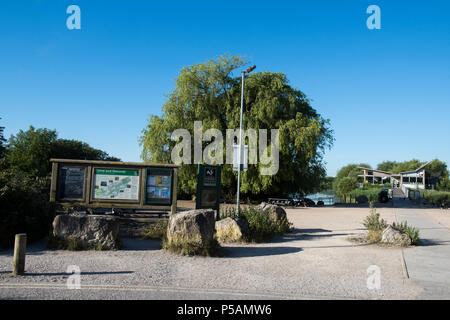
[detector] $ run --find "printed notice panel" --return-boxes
[58,166,85,199]
[93,168,139,200]
[146,168,172,205]
[200,189,217,207]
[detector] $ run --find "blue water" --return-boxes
[304,192,335,205]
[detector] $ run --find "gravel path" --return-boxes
[0,207,422,299]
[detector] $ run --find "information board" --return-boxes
[195,164,221,213]
[58,166,85,199]
[146,168,173,205]
[93,168,140,200]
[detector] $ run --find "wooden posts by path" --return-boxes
[13,233,27,276]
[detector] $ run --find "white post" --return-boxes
[236,71,245,214]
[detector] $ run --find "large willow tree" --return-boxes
[140,54,333,198]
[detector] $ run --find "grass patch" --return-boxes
[162,236,222,257]
[141,219,168,240]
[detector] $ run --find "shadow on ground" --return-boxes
[270,228,356,243]
[417,238,450,247]
[121,238,161,250]
[224,246,302,258]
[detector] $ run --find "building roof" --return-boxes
[399,161,432,174]
[357,167,393,175]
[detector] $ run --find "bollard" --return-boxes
[13,233,27,276]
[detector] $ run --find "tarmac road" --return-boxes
[395,200,450,299]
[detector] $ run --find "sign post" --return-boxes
[195,164,221,218]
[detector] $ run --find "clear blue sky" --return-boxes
[1,0,449,176]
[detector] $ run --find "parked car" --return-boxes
[378,189,389,203]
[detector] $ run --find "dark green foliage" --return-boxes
[6,126,119,177]
[6,126,57,176]
[336,176,358,198]
[319,176,335,192]
[350,187,386,203]
[220,206,292,243]
[0,168,57,249]
[376,161,398,172]
[333,163,370,193]
[0,118,6,159]
[52,139,120,162]
[390,159,426,174]
[419,190,450,207]
[437,179,450,192]
[392,221,420,245]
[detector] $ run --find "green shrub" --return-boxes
[141,219,168,240]
[367,230,382,243]
[0,168,57,249]
[220,205,292,243]
[350,188,382,203]
[392,221,420,245]
[420,190,450,207]
[363,212,388,232]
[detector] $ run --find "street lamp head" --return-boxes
[244,65,256,74]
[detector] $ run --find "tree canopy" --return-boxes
[140,54,333,198]
[333,163,371,191]
[377,161,397,172]
[6,126,119,176]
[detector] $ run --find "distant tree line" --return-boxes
[0,119,119,248]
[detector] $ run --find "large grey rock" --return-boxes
[259,202,287,222]
[215,217,249,243]
[52,213,120,250]
[381,225,411,246]
[166,209,215,246]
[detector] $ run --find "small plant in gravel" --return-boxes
[360,205,387,244]
[363,211,388,232]
[392,221,420,245]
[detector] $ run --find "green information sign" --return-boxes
[195,164,221,214]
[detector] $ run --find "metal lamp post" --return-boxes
[236,65,256,213]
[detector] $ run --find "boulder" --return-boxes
[381,225,411,246]
[166,209,215,246]
[52,213,120,250]
[259,202,287,222]
[215,217,249,243]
